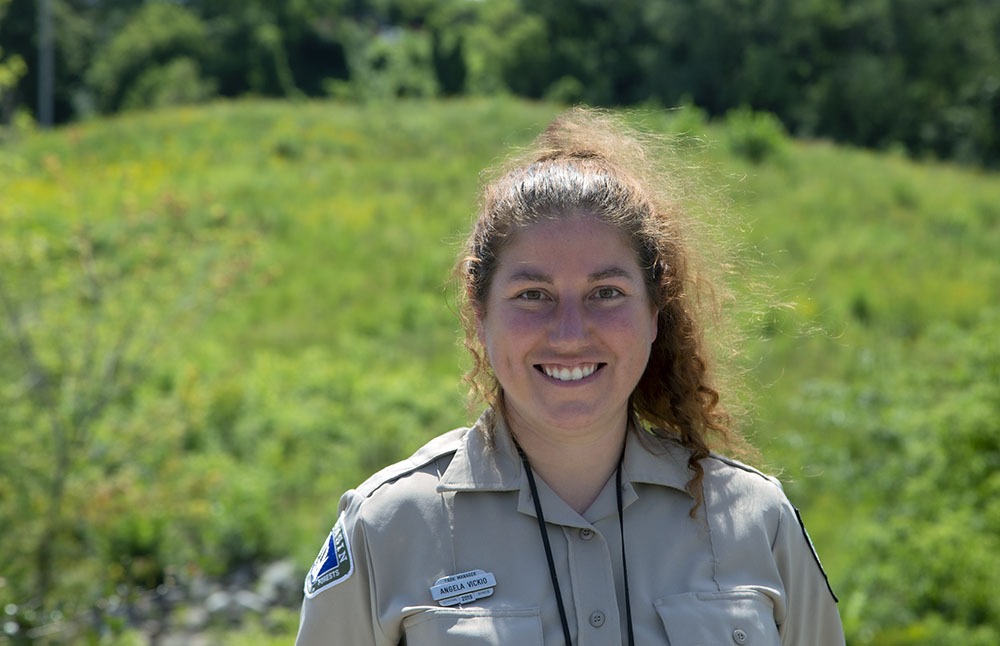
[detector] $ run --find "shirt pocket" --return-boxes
[654,589,781,646]
[401,607,543,645]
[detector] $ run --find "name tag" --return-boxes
[430,569,496,606]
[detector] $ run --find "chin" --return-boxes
[537,404,616,431]
[503,392,628,434]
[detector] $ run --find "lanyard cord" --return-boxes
[516,443,635,646]
[616,462,635,646]
[518,446,574,646]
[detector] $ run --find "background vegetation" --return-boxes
[1,98,998,645]
[2,0,1000,165]
[2,1,999,644]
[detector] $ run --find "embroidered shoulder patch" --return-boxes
[304,515,354,598]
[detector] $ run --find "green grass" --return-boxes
[1,98,998,645]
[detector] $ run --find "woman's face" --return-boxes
[477,215,658,437]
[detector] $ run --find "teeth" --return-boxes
[543,364,597,381]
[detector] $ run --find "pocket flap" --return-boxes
[655,590,780,646]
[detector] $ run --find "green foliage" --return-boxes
[85,1,214,112]
[120,57,217,111]
[214,607,301,646]
[447,0,548,96]
[0,43,25,94]
[0,0,26,109]
[4,0,1000,165]
[719,118,1000,645]
[545,76,584,105]
[334,22,439,101]
[1,99,998,645]
[0,115,265,634]
[724,106,788,164]
[781,316,1000,644]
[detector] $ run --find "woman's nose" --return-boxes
[549,300,588,348]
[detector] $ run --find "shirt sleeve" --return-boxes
[772,496,845,646]
[295,490,387,646]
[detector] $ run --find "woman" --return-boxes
[295,109,844,645]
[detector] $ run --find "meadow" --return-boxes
[1,98,997,645]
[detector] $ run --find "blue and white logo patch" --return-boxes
[304,515,354,598]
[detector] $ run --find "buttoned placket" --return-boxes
[516,463,640,645]
[564,521,620,645]
[436,412,695,645]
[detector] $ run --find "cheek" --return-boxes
[596,306,653,334]
[596,307,659,360]
[482,312,539,361]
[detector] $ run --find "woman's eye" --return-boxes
[595,287,623,299]
[517,289,545,301]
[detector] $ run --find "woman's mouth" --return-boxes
[535,363,604,382]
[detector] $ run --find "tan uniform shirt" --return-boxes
[296,411,844,645]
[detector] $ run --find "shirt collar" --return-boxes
[437,409,522,492]
[438,408,694,499]
[622,418,695,496]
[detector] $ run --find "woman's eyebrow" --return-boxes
[588,267,635,282]
[504,267,636,284]
[506,270,553,284]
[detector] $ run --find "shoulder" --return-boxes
[647,433,785,500]
[663,444,840,605]
[303,426,470,600]
[704,452,784,492]
[699,451,790,518]
[701,457,840,606]
[355,426,469,499]
[337,426,471,531]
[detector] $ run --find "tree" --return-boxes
[0,0,27,122]
[85,1,215,112]
[0,194,256,636]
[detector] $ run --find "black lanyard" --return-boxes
[517,443,635,646]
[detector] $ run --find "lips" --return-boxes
[535,363,603,382]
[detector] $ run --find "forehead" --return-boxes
[495,216,643,280]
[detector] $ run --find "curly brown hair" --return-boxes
[455,107,751,511]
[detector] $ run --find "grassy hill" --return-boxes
[1,98,997,645]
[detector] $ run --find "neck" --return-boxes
[505,408,628,515]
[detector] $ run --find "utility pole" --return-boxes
[37,0,53,127]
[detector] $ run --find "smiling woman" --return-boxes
[295,108,845,646]
[476,217,659,512]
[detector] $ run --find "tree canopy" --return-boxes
[1,0,999,165]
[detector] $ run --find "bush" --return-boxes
[121,57,217,111]
[724,105,788,164]
[791,312,1000,644]
[86,2,211,112]
[661,98,708,146]
[544,75,584,105]
[338,23,439,101]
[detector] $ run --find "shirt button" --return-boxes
[733,628,748,644]
[579,528,594,540]
[589,610,605,628]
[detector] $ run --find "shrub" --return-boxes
[338,23,439,101]
[121,57,217,111]
[724,105,787,164]
[545,75,584,105]
[86,2,211,112]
